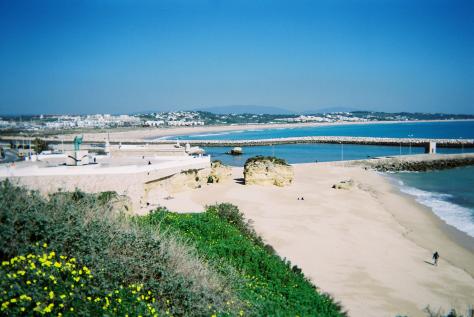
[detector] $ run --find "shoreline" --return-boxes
[380,171,474,272]
[155,162,474,316]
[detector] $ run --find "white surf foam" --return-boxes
[398,184,474,237]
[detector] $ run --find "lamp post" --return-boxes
[340,142,344,161]
[408,134,413,154]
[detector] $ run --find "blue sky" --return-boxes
[0,0,473,114]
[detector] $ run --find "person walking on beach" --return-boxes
[432,251,439,266]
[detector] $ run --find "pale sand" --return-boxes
[52,119,474,142]
[155,163,474,317]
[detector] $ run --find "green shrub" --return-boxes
[32,138,49,154]
[212,160,223,166]
[244,156,289,167]
[0,247,164,316]
[182,169,199,175]
[0,181,240,316]
[0,181,345,316]
[139,205,345,316]
[96,191,118,204]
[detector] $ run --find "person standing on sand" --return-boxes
[432,251,439,266]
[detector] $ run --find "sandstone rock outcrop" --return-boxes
[208,160,232,183]
[332,179,354,190]
[243,156,293,187]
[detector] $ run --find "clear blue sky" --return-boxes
[0,0,473,115]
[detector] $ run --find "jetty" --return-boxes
[2,135,474,149]
[355,153,474,172]
[176,136,474,149]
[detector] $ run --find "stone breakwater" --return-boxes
[2,136,474,148]
[358,153,474,172]
[180,136,474,148]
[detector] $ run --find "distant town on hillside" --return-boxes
[1,110,473,134]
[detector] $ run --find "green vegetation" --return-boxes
[244,155,289,167]
[0,182,345,316]
[0,182,240,316]
[137,204,344,316]
[182,168,200,175]
[32,138,49,154]
[212,159,223,166]
[397,306,474,317]
[1,249,162,316]
[195,111,296,125]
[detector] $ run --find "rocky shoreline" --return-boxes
[359,153,474,172]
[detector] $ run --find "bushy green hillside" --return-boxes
[138,204,344,316]
[0,181,345,316]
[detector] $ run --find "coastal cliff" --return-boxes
[145,161,232,200]
[243,156,293,186]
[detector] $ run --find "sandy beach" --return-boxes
[156,163,474,317]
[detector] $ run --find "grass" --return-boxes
[0,181,345,316]
[137,203,345,316]
[0,181,240,316]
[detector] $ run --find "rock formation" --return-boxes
[208,160,232,183]
[243,156,293,187]
[332,179,354,190]
[361,154,474,172]
[229,147,243,155]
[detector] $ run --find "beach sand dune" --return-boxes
[157,163,474,317]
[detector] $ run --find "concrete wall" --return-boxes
[2,156,210,211]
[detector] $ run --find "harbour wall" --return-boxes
[357,153,474,172]
[2,136,474,149]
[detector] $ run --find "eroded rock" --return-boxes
[332,179,354,190]
[208,160,232,183]
[243,156,293,187]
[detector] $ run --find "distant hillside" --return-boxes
[302,106,362,114]
[195,105,295,115]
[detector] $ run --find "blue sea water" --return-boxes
[203,144,473,167]
[169,120,474,140]
[163,120,474,238]
[390,167,474,238]
[161,120,474,165]
[159,120,474,166]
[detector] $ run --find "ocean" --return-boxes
[169,120,474,140]
[390,167,474,238]
[162,120,474,239]
[162,120,474,167]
